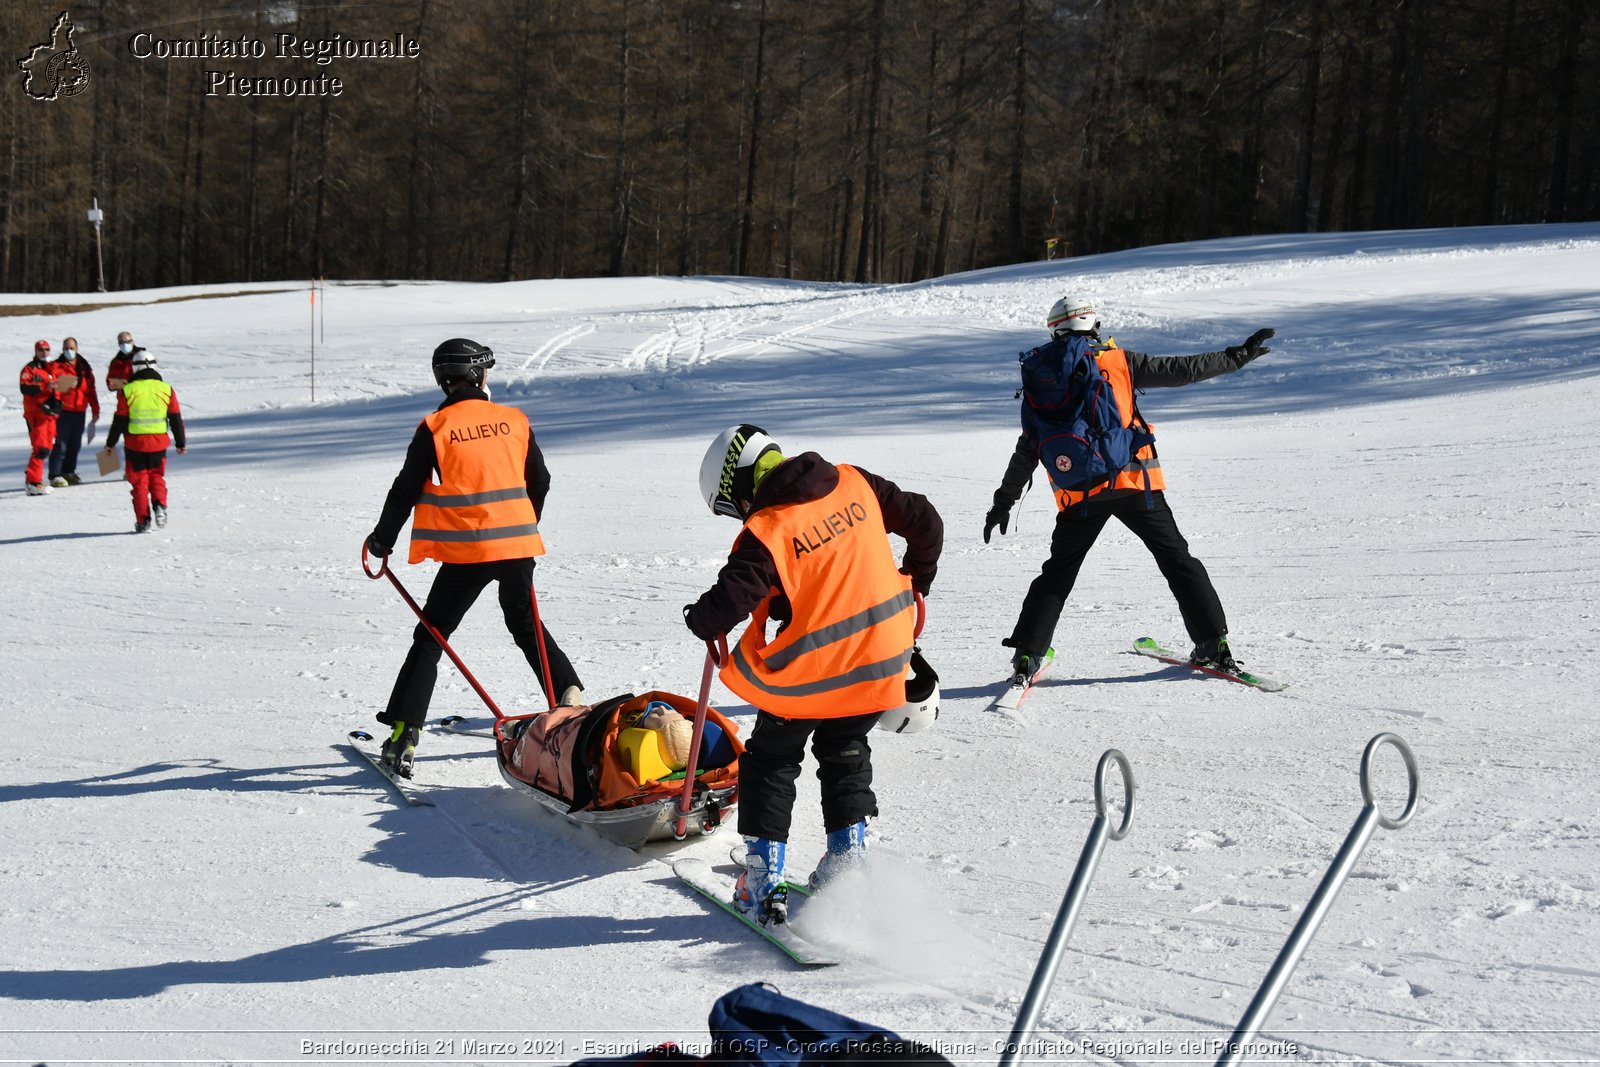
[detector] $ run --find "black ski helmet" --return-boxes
[431,338,495,389]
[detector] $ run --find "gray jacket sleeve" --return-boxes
[995,433,1036,504]
[1123,347,1257,388]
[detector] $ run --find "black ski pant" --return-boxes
[1007,491,1227,660]
[379,557,582,729]
[736,710,883,842]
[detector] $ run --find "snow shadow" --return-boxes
[0,757,365,804]
[171,285,1598,480]
[0,892,701,1001]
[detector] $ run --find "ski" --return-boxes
[986,647,1056,716]
[436,715,496,739]
[347,730,435,807]
[673,858,839,967]
[1132,637,1288,692]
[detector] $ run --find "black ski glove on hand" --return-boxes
[42,395,63,416]
[983,490,1013,544]
[900,566,935,597]
[1227,328,1275,366]
[683,603,718,642]
[365,532,391,558]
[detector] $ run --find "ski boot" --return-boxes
[25,482,51,496]
[380,722,421,779]
[1189,635,1240,674]
[152,503,168,529]
[733,837,788,926]
[809,819,868,891]
[134,516,152,533]
[1009,648,1050,687]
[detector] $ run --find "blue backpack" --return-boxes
[568,983,949,1067]
[1018,334,1155,506]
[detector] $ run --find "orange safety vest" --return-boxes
[408,399,545,564]
[1052,344,1166,511]
[721,464,916,718]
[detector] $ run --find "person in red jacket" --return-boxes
[19,339,61,496]
[106,331,141,393]
[47,336,101,487]
[102,350,186,533]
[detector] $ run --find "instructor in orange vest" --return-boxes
[684,424,943,925]
[985,295,1273,682]
[365,338,585,779]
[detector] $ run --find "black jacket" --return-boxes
[370,387,552,552]
[685,451,943,641]
[996,341,1259,504]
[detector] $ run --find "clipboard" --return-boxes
[96,448,121,477]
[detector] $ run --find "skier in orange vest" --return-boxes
[985,295,1273,683]
[365,339,585,779]
[684,424,943,925]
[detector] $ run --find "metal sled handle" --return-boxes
[1361,731,1420,830]
[1095,748,1135,841]
[1215,732,1421,1067]
[999,749,1135,1067]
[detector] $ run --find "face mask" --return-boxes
[119,342,133,354]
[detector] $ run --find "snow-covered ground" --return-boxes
[2,223,1598,1066]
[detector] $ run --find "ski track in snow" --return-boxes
[2,223,1599,1064]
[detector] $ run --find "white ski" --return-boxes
[985,647,1056,717]
[673,858,839,967]
[435,715,497,739]
[347,730,434,807]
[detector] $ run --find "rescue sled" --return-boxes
[495,690,742,849]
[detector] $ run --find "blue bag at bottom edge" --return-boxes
[708,983,953,1066]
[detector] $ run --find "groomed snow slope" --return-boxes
[2,223,1598,1065]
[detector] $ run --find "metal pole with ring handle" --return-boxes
[361,543,508,721]
[999,748,1136,1067]
[1215,732,1421,1066]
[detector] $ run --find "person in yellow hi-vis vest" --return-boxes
[102,351,186,533]
[684,424,943,926]
[364,339,585,780]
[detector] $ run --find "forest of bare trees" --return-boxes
[3,0,1595,293]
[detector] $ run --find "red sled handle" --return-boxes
[674,635,729,839]
[361,542,508,721]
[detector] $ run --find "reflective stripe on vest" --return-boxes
[720,464,915,718]
[123,379,173,435]
[408,399,545,565]
[1052,345,1166,511]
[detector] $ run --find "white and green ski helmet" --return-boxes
[877,649,940,734]
[699,423,782,518]
[1047,294,1099,337]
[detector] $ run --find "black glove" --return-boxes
[983,490,1012,544]
[900,566,935,597]
[1228,327,1274,366]
[683,602,717,642]
[365,532,391,558]
[42,396,63,416]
